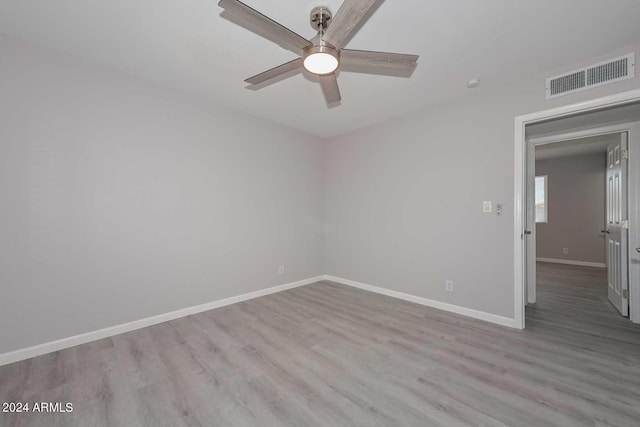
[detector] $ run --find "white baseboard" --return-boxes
[536,257,606,268]
[324,275,520,329]
[0,273,524,366]
[0,276,324,367]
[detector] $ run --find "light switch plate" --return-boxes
[483,201,492,213]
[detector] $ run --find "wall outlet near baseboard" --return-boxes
[563,248,569,255]
[445,280,454,292]
[278,265,285,275]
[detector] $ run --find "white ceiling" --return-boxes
[535,134,618,160]
[1,0,640,137]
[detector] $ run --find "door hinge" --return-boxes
[623,289,629,299]
[623,150,629,160]
[622,219,630,229]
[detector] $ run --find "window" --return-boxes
[535,175,547,223]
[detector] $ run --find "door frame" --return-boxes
[514,88,640,329]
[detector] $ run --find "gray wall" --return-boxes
[0,36,325,355]
[2,34,640,355]
[535,154,606,264]
[325,42,640,319]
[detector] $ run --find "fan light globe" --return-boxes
[303,52,338,75]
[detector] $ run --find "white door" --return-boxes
[606,133,629,317]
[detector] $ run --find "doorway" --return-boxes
[514,91,640,329]
[526,130,631,329]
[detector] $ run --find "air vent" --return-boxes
[545,53,635,99]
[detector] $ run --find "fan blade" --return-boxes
[219,0,312,53]
[319,73,341,104]
[322,0,378,49]
[340,49,419,75]
[245,58,302,86]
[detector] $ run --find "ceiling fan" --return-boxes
[218,0,419,106]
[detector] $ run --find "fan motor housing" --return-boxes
[304,43,338,59]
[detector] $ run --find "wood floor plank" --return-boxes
[1,261,639,426]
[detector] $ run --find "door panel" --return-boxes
[606,133,629,317]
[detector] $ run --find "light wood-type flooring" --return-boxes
[1,262,639,426]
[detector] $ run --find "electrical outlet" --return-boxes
[445,280,454,292]
[278,265,285,275]
[563,248,569,255]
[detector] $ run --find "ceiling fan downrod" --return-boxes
[310,6,332,34]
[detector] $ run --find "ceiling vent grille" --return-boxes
[545,53,635,99]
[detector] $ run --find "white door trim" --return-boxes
[527,124,638,145]
[514,88,640,329]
